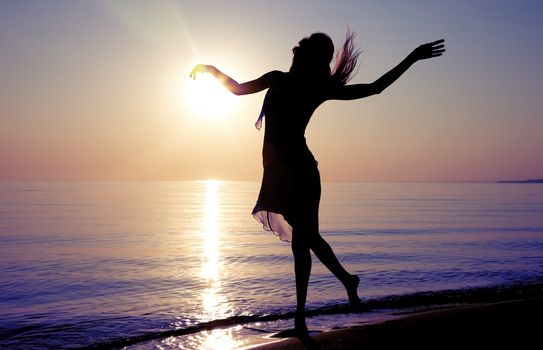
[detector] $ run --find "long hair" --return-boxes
[331,30,361,86]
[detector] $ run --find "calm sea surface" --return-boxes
[1,181,543,349]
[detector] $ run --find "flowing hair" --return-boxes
[331,30,361,86]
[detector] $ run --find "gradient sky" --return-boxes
[1,0,542,181]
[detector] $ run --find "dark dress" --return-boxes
[252,72,328,241]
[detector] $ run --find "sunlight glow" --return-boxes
[186,72,237,119]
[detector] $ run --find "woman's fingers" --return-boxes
[430,40,446,53]
[190,66,198,79]
[190,64,206,79]
[417,39,446,59]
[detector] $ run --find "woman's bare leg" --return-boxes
[310,235,349,280]
[291,230,319,349]
[291,233,311,331]
[309,235,362,307]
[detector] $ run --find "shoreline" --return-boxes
[245,297,543,349]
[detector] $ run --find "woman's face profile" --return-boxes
[292,34,334,65]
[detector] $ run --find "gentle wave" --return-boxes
[4,282,541,350]
[81,282,543,348]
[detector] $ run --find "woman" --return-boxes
[191,32,445,345]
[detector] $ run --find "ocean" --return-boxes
[1,181,543,349]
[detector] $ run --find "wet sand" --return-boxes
[247,297,543,349]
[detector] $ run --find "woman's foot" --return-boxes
[294,312,319,350]
[345,274,362,308]
[297,332,319,350]
[294,310,308,334]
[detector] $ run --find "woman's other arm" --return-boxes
[328,39,445,100]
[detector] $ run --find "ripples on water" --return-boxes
[1,181,543,349]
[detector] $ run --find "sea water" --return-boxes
[1,181,543,349]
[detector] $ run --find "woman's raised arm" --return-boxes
[328,39,445,101]
[190,64,280,96]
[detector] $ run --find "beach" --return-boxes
[248,297,543,349]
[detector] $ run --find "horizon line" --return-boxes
[1,179,538,184]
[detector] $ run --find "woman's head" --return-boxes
[290,31,360,86]
[291,33,334,79]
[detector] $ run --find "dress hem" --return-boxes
[252,210,293,242]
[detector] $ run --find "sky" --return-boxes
[1,0,542,182]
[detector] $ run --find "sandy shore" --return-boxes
[247,297,543,349]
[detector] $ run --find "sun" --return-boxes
[185,72,237,119]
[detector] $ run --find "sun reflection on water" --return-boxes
[201,180,220,283]
[189,180,243,349]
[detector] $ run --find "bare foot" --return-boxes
[345,274,362,308]
[297,332,319,350]
[295,312,320,349]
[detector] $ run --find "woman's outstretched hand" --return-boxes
[190,64,215,79]
[410,39,446,61]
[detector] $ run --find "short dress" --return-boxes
[252,73,326,242]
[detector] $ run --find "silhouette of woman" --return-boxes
[191,32,445,347]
